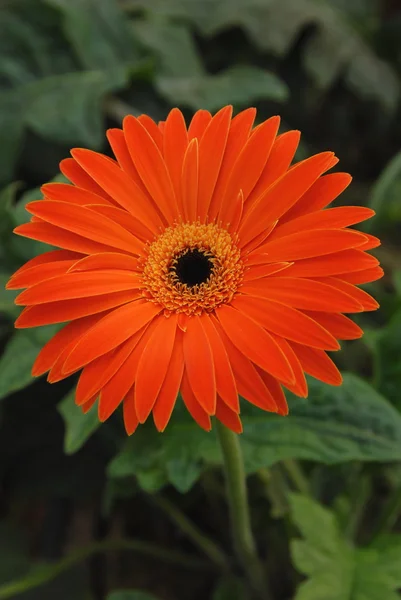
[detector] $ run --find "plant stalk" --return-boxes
[215,420,271,599]
[152,495,230,570]
[370,481,401,541]
[0,537,210,600]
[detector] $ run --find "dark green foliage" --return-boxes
[0,0,400,599]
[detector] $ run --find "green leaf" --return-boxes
[290,494,401,600]
[0,182,23,271]
[158,65,288,111]
[0,91,25,185]
[0,273,19,319]
[370,535,401,588]
[58,388,101,454]
[134,0,399,111]
[109,375,401,493]
[45,0,143,70]
[133,20,288,110]
[164,450,202,493]
[5,175,67,263]
[370,308,401,410]
[24,69,129,147]
[393,270,401,297]
[132,20,203,77]
[0,0,136,180]
[0,326,59,400]
[213,576,249,600]
[237,374,401,471]
[107,425,168,493]
[367,149,401,230]
[107,592,160,600]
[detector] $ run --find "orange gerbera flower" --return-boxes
[7,107,382,435]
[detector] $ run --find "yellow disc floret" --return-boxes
[140,222,244,315]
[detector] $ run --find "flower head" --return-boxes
[7,106,382,434]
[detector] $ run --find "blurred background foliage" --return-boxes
[0,0,401,598]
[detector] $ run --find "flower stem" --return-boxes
[370,481,401,541]
[0,538,210,600]
[282,459,311,497]
[215,421,271,599]
[152,495,230,570]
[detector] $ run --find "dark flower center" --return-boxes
[173,249,214,287]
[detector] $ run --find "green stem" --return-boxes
[215,421,271,600]
[370,482,401,541]
[345,473,371,542]
[282,459,311,497]
[259,467,289,519]
[152,495,230,570]
[0,538,210,600]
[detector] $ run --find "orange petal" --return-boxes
[240,276,362,312]
[42,182,112,206]
[107,128,155,200]
[7,259,76,290]
[68,252,139,273]
[209,107,256,220]
[98,322,157,421]
[227,190,244,234]
[231,295,339,351]
[269,334,308,398]
[32,313,102,376]
[339,266,384,284]
[163,108,188,216]
[256,368,289,416]
[279,172,352,224]
[135,314,178,423]
[239,152,337,247]
[197,106,232,221]
[60,157,115,201]
[183,315,216,414]
[180,370,212,431]
[63,300,161,373]
[213,319,279,412]
[71,148,164,232]
[270,206,375,241]
[215,398,243,434]
[241,220,278,258]
[14,221,121,255]
[9,250,81,280]
[245,130,301,209]
[357,233,381,251]
[278,249,379,278]
[303,311,363,340]
[123,385,139,435]
[290,342,343,386]
[26,200,144,255]
[89,204,154,241]
[202,314,239,412]
[219,116,280,223]
[313,277,379,311]
[15,271,141,305]
[243,262,292,282]
[123,116,177,222]
[15,290,139,327]
[216,304,295,385]
[138,114,164,151]
[188,110,212,140]
[181,138,199,222]
[152,331,184,432]
[75,333,143,405]
[81,395,97,414]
